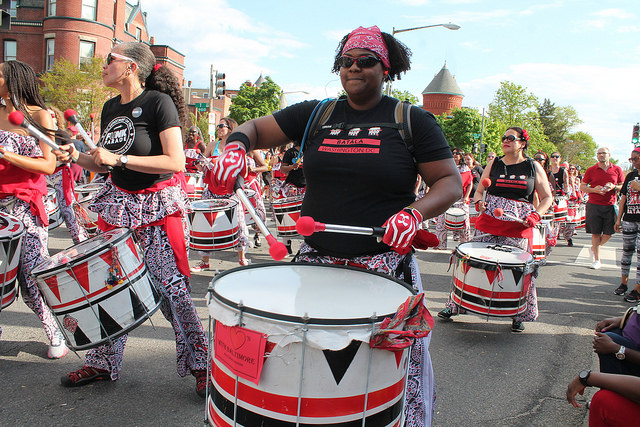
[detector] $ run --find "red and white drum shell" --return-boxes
[542,210,554,222]
[75,193,99,235]
[444,207,466,230]
[576,203,586,229]
[532,225,546,261]
[0,212,24,311]
[450,242,534,317]
[553,197,568,222]
[243,188,257,226]
[206,263,416,426]
[31,228,161,351]
[189,199,239,251]
[46,188,63,230]
[272,195,303,238]
[185,172,205,200]
[568,201,586,227]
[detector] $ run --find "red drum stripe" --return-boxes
[453,277,524,299]
[212,359,405,417]
[451,292,524,316]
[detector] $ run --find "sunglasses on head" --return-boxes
[501,135,521,142]
[106,52,135,65]
[217,123,230,129]
[339,55,381,69]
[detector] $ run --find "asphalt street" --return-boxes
[0,215,630,426]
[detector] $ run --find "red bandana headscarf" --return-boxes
[342,25,391,69]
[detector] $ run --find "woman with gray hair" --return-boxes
[56,42,209,396]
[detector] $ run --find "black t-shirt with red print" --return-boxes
[274,96,451,257]
[621,169,640,222]
[487,156,536,203]
[99,90,181,191]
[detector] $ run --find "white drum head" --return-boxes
[446,207,465,216]
[192,199,237,212]
[455,242,532,266]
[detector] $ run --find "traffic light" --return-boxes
[633,123,640,146]
[213,70,225,97]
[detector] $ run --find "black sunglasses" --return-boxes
[550,155,560,158]
[534,156,545,161]
[339,55,381,69]
[217,123,230,129]
[501,135,521,142]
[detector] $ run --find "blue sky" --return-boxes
[142,0,640,166]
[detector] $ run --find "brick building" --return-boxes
[422,62,464,117]
[0,0,184,80]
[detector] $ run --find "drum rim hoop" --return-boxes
[32,227,134,276]
[0,211,25,237]
[454,243,533,269]
[209,261,416,325]
[191,198,237,210]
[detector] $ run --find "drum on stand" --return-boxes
[185,172,205,200]
[553,197,568,223]
[450,242,534,317]
[444,207,465,230]
[46,188,63,230]
[206,263,416,426]
[0,212,24,311]
[32,228,161,351]
[189,199,239,251]
[271,195,303,239]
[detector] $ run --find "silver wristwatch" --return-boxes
[120,155,129,169]
[616,345,626,360]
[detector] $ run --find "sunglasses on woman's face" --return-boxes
[217,123,230,129]
[501,135,521,142]
[550,155,560,159]
[106,52,134,65]
[534,157,545,161]
[339,55,381,68]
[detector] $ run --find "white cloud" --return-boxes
[591,8,635,19]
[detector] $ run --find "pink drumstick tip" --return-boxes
[296,216,318,236]
[8,111,25,126]
[266,235,288,261]
[63,109,79,121]
[481,178,492,188]
[494,208,504,217]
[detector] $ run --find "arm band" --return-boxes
[226,132,251,151]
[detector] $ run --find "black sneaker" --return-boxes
[438,308,453,319]
[615,284,628,295]
[624,290,640,303]
[511,320,525,332]
[567,239,573,247]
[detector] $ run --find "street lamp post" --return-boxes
[385,22,460,95]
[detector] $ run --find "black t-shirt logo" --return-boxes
[100,116,135,154]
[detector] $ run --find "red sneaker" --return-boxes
[61,366,110,387]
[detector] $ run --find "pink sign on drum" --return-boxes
[214,323,267,385]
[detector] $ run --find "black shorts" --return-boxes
[585,203,616,235]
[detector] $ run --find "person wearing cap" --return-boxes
[614,147,640,301]
[207,24,461,426]
[580,147,624,269]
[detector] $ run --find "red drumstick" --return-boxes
[481,178,491,203]
[493,208,525,224]
[8,111,59,150]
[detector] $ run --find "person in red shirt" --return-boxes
[580,147,624,269]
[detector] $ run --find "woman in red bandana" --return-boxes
[55,42,209,396]
[209,25,461,427]
[0,60,67,358]
[438,127,553,332]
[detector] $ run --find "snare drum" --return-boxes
[0,212,24,311]
[450,242,534,317]
[46,188,63,230]
[185,172,205,200]
[553,197,568,222]
[444,207,466,230]
[32,228,161,350]
[271,195,303,238]
[189,199,239,251]
[206,263,415,426]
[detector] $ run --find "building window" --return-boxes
[47,0,57,17]
[45,38,55,71]
[9,0,18,17]
[79,40,95,67]
[203,93,209,99]
[135,27,141,41]
[81,0,97,20]
[4,40,17,61]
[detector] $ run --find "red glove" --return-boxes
[524,211,541,228]
[211,142,247,194]
[382,207,423,253]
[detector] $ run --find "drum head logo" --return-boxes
[99,116,135,154]
[63,314,78,333]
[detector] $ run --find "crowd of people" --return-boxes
[1,26,639,425]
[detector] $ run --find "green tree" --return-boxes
[40,57,116,129]
[538,98,582,153]
[435,107,483,153]
[189,111,210,144]
[391,89,418,105]
[565,131,597,169]
[229,77,281,124]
